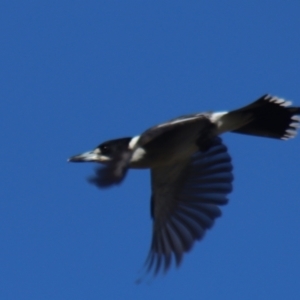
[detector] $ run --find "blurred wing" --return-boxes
[88,150,132,188]
[145,137,233,275]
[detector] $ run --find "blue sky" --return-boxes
[1,1,300,299]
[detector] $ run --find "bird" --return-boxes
[68,94,300,277]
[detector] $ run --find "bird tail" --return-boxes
[224,94,300,140]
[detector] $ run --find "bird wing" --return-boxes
[144,137,233,275]
[88,149,133,188]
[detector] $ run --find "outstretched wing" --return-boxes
[145,137,233,275]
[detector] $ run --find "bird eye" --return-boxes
[100,144,111,155]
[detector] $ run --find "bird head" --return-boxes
[68,137,132,164]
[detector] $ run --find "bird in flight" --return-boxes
[68,94,300,277]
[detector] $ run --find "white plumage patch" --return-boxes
[128,135,140,149]
[131,147,146,163]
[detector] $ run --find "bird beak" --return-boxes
[68,150,100,163]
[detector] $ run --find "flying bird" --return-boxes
[68,94,300,277]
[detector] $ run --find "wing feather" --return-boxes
[144,137,233,276]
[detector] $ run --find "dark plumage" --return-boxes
[68,94,300,278]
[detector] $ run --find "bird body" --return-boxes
[69,94,300,276]
[130,116,212,168]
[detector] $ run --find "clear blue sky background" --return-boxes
[1,1,300,299]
